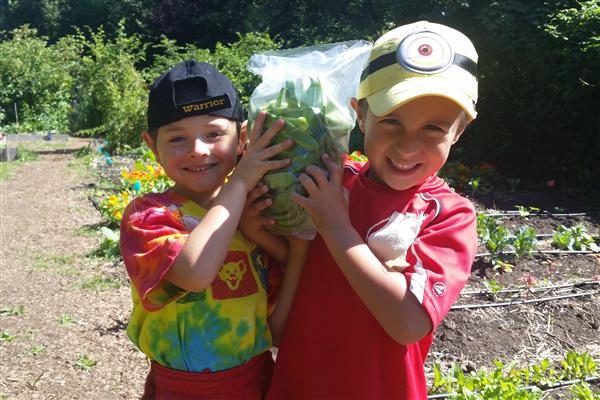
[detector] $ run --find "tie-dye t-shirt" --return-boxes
[120,189,280,372]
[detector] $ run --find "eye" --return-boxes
[380,118,402,126]
[168,136,186,143]
[206,131,225,139]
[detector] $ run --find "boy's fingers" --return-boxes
[322,153,343,187]
[247,183,269,203]
[253,118,285,147]
[304,164,329,187]
[249,112,268,143]
[263,159,292,172]
[297,172,319,196]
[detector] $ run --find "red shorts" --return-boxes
[141,352,274,400]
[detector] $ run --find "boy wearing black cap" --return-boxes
[120,60,293,398]
[267,22,479,399]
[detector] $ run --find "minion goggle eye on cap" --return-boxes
[360,31,477,81]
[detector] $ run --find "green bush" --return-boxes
[0,25,80,132]
[70,21,147,151]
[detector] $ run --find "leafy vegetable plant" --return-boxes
[552,224,599,252]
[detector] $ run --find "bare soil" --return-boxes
[0,138,598,399]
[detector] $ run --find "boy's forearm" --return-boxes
[166,180,248,291]
[249,231,288,264]
[320,225,433,344]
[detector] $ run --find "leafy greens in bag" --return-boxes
[247,40,371,238]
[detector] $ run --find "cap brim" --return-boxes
[366,77,477,120]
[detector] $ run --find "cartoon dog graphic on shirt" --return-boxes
[367,212,425,271]
[218,260,246,291]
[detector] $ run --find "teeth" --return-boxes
[187,165,212,172]
[391,160,417,171]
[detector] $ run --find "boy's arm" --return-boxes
[268,237,309,346]
[166,115,292,292]
[293,154,432,344]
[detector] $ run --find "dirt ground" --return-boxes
[0,138,598,399]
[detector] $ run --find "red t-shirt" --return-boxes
[267,160,477,400]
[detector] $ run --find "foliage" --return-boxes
[0,1,598,191]
[92,227,121,259]
[70,21,147,151]
[0,26,80,132]
[513,226,537,257]
[430,351,599,399]
[552,224,600,252]
[146,32,280,107]
[97,150,171,228]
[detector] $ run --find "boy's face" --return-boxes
[143,114,246,205]
[353,96,467,191]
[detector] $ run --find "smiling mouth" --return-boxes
[184,164,215,173]
[389,159,420,172]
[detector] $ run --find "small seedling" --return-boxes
[58,313,76,325]
[76,354,97,371]
[492,259,514,273]
[0,330,16,343]
[27,344,46,356]
[0,305,26,316]
[515,205,540,217]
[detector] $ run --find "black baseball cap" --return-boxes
[147,60,244,131]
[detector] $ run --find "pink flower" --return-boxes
[546,180,556,188]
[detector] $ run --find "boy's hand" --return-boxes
[230,112,293,193]
[240,183,275,239]
[292,154,351,234]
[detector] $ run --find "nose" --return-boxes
[191,138,210,156]
[394,134,419,156]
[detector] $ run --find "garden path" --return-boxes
[0,138,146,399]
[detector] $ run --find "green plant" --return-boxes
[429,351,599,398]
[0,331,16,342]
[552,224,599,251]
[92,227,121,258]
[560,351,598,380]
[513,226,537,257]
[58,313,76,325]
[27,344,46,356]
[0,305,26,316]
[483,280,503,296]
[76,354,97,371]
[515,205,540,217]
[571,382,600,400]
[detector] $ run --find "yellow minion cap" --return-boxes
[358,21,478,119]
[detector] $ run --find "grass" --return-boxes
[0,145,39,181]
[80,274,123,291]
[30,251,80,276]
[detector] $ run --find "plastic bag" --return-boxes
[247,40,371,238]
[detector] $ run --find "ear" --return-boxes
[351,97,366,135]
[237,120,248,155]
[142,131,161,163]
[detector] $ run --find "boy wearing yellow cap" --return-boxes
[267,21,478,399]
